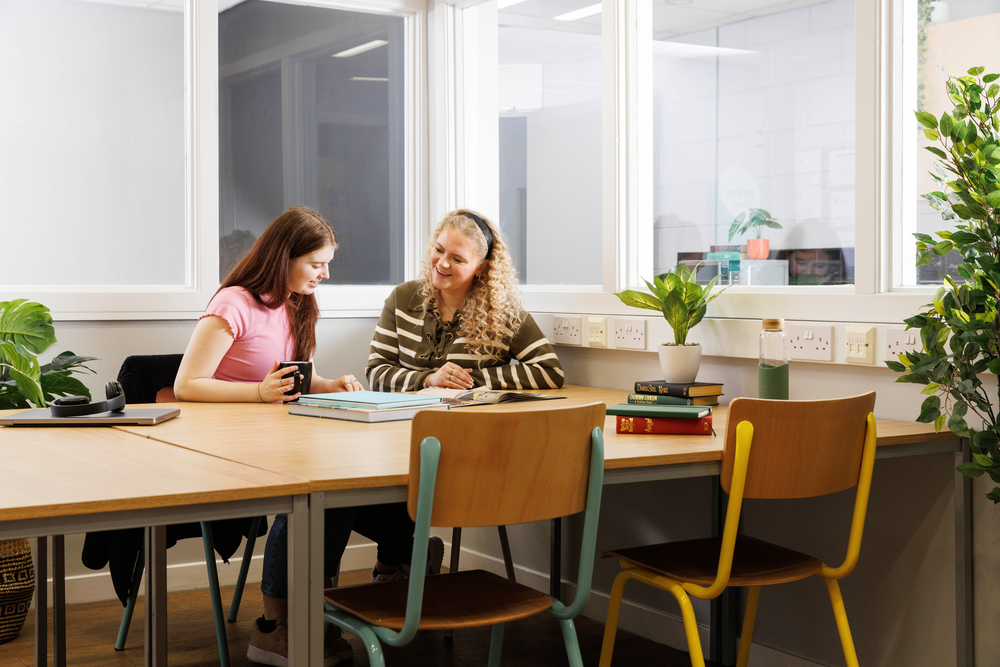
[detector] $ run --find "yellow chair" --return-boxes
[599,393,877,667]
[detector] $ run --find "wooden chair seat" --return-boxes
[603,535,822,587]
[324,569,552,631]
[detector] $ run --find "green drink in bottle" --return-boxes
[759,318,788,399]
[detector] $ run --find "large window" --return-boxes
[650,0,856,288]
[0,0,185,286]
[496,0,603,285]
[219,0,406,285]
[896,0,996,287]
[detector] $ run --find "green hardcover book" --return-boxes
[627,393,720,406]
[605,404,712,419]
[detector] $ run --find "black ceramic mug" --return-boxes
[277,361,312,400]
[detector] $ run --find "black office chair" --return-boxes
[81,355,265,666]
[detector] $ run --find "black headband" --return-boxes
[464,212,494,260]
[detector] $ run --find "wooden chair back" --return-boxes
[721,393,876,499]
[408,402,606,527]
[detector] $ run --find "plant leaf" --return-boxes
[614,290,663,311]
[40,351,98,375]
[916,111,939,129]
[728,212,746,242]
[40,372,91,402]
[661,293,690,343]
[0,299,56,355]
[0,341,44,407]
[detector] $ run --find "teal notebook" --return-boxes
[298,390,441,410]
[605,404,712,419]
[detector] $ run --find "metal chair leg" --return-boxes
[228,515,262,622]
[444,527,462,641]
[201,522,231,667]
[559,618,584,667]
[487,623,505,667]
[598,568,630,667]
[736,586,760,667]
[115,543,145,651]
[824,577,860,667]
[497,526,516,582]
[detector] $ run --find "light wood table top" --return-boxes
[111,386,958,492]
[0,426,310,522]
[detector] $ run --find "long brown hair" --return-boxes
[220,206,337,361]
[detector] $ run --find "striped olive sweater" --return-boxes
[365,280,564,392]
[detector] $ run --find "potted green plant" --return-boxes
[614,264,727,383]
[729,208,782,260]
[0,299,97,644]
[889,66,1000,502]
[1,299,98,409]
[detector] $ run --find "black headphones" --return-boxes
[50,381,126,417]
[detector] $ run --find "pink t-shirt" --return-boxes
[201,286,295,384]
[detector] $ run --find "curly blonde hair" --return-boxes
[419,209,524,363]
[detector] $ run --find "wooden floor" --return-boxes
[0,571,711,666]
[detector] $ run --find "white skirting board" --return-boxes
[48,540,826,666]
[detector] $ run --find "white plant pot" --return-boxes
[658,344,702,384]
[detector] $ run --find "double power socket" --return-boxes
[551,316,646,350]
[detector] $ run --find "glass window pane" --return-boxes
[498,0,602,285]
[220,0,405,285]
[0,0,185,286]
[651,0,856,287]
[899,0,995,286]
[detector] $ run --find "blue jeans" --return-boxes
[260,502,415,599]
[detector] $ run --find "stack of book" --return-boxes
[631,380,723,407]
[606,403,714,435]
[289,390,447,423]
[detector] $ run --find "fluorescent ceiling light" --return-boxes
[651,41,756,59]
[350,77,389,82]
[332,40,388,58]
[554,3,601,21]
[497,0,530,8]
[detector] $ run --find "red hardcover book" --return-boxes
[616,414,714,435]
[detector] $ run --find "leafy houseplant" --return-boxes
[729,208,782,260]
[0,299,97,410]
[614,264,727,383]
[889,66,1000,502]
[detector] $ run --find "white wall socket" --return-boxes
[886,328,922,361]
[613,318,646,350]
[845,325,876,364]
[588,317,608,348]
[551,316,582,345]
[787,324,834,362]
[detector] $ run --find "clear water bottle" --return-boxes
[758,318,788,400]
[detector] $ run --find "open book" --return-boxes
[418,387,565,405]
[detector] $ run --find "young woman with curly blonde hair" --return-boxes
[366,208,564,391]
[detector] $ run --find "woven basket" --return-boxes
[0,539,34,644]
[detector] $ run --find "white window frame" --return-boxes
[2,0,426,321]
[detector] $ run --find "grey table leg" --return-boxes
[309,492,326,667]
[145,526,167,667]
[710,476,737,666]
[287,494,311,667]
[34,536,47,667]
[550,518,561,600]
[956,441,974,667]
[52,535,66,667]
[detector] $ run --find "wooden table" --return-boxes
[0,425,311,667]
[115,386,969,667]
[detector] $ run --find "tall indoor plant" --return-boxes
[889,66,1000,501]
[614,263,727,383]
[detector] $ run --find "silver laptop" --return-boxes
[0,408,180,426]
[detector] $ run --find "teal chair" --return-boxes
[323,402,607,667]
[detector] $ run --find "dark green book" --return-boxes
[627,393,720,406]
[605,404,712,419]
